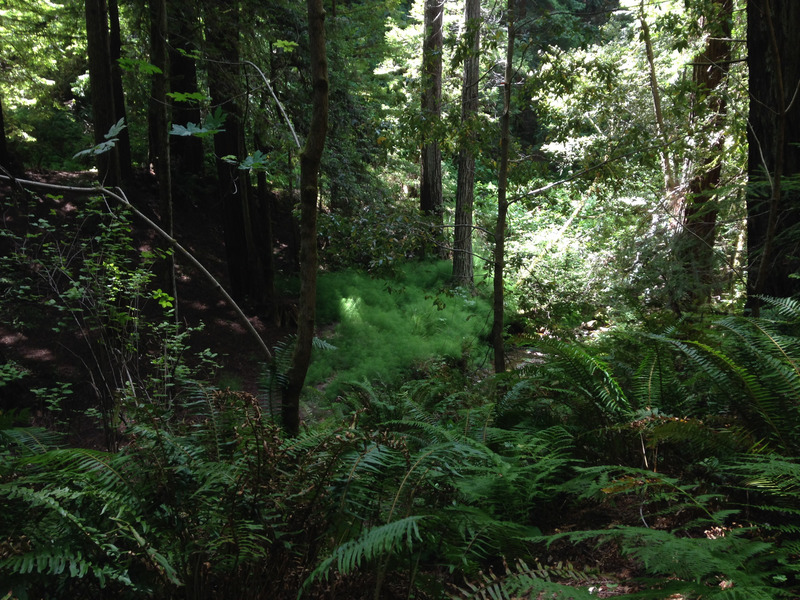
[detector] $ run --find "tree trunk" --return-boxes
[168,7,204,179]
[420,0,444,255]
[85,0,121,185]
[492,0,514,374]
[283,0,328,437]
[638,0,676,197]
[205,0,265,304]
[746,0,800,312]
[453,0,481,287]
[678,0,732,307]
[0,94,16,175]
[108,0,131,181]
[149,0,175,305]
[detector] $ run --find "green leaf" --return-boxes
[118,57,162,75]
[274,39,299,52]
[166,91,208,104]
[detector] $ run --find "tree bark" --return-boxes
[420,0,444,255]
[149,0,175,305]
[283,0,328,437]
[168,7,204,179]
[492,0,514,374]
[108,0,131,181]
[679,0,732,307]
[205,0,265,304]
[746,0,800,311]
[85,0,121,185]
[453,0,481,287]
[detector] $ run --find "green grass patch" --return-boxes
[307,261,491,398]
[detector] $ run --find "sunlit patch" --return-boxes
[340,297,363,322]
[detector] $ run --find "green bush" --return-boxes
[6,105,90,170]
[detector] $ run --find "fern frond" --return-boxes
[528,339,632,420]
[451,557,596,600]
[301,515,424,594]
[1,426,63,455]
[652,334,791,449]
[759,296,800,321]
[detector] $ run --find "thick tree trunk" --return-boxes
[492,0,514,374]
[283,0,328,437]
[0,94,16,175]
[420,0,444,255]
[168,7,204,179]
[746,0,800,311]
[85,0,121,185]
[679,0,732,307]
[205,0,265,304]
[453,0,481,287]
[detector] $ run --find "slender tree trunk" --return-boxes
[679,0,732,307]
[420,0,444,255]
[149,0,175,308]
[492,0,514,374]
[0,94,16,175]
[453,0,480,287]
[283,0,328,436]
[85,0,120,185]
[746,0,800,312]
[638,0,676,197]
[108,0,131,180]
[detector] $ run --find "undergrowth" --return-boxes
[4,187,800,598]
[4,296,800,597]
[307,261,492,398]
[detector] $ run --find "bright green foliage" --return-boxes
[1,0,89,168]
[306,261,491,398]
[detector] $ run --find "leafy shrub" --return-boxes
[6,105,90,170]
[0,191,210,444]
[317,200,437,274]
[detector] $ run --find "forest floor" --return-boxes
[1,170,292,436]
[1,170,655,598]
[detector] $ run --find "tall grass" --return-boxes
[307,261,492,398]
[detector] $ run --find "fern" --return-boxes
[452,558,597,600]
[512,338,633,429]
[300,515,424,593]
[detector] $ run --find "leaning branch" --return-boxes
[0,174,273,361]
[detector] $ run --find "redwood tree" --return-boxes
[452,0,481,287]
[491,0,515,374]
[0,94,14,175]
[678,0,732,306]
[108,0,131,180]
[746,0,800,310]
[85,0,121,184]
[205,0,266,304]
[420,0,444,253]
[168,6,204,179]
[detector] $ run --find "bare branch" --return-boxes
[0,174,273,362]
